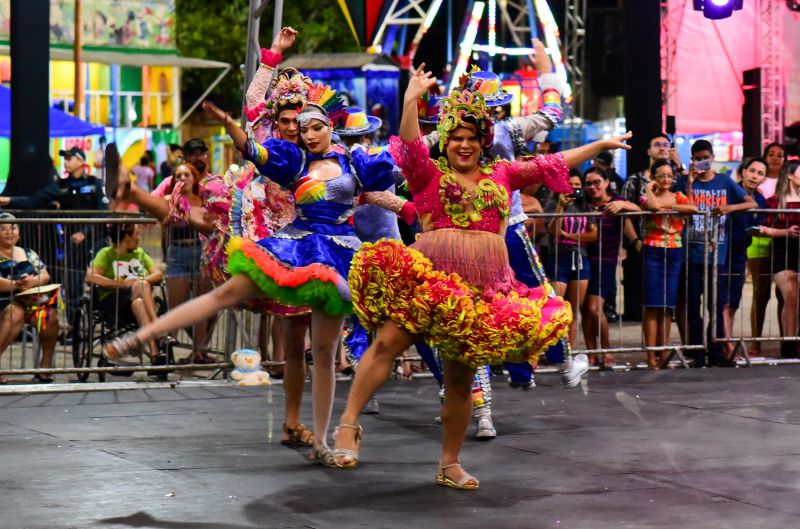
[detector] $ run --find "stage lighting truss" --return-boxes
[693,0,744,19]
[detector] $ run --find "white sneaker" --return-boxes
[364,396,380,415]
[560,353,589,389]
[434,415,442,425]
[475,417,497,440]
[508,377,536,390]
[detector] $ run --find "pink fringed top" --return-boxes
[388,136,571,235]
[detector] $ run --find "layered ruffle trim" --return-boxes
[348,240,571,369]
[227,237,351,317]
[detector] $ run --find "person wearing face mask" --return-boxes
[104,84,395,469]
[674,139,756,368]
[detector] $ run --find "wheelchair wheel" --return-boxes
[71,298,94,382]
[149,340,176,381]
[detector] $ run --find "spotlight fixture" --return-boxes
[788,0,800,12]
[693,0,744,20]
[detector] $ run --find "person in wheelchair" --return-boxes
[87,224,164,363]
[0,213,60,383]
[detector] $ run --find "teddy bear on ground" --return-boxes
[230,349,270,386]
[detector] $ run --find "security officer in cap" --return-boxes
[0,146,109,323]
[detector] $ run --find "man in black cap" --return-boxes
[0,145,109,324]
[151,138,210,197]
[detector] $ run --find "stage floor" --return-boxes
[1,366,799,529]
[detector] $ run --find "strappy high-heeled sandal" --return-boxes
[103,332,146,366]
[309,443,336,466]
[280,423,315,447]
[435,462,480,490]
[329,423,362,468]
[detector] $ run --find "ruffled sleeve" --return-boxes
[504,153,572,194]
[388,136,439,194]
[350,147,395,192]
[243,137,305,188]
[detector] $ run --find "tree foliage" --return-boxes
[176,0,360,117]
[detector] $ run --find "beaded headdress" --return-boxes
[297,83,348,127]
[436,88,494,152]
[244,68,310,141]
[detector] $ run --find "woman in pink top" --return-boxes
[329,64,631,488]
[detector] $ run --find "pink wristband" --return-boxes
[260,49,283,67]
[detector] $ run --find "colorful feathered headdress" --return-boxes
[297,83,348,127]
[436,88,494,152]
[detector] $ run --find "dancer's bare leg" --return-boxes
[334,320,416,457]
[440,358,478,484]
[125,274,260,344]
[309,310,345,448]
[281,316,309,434]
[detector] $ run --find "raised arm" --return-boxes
[560,132,632,169]
[400,64,438,142]
[203,100,248,151]
[245,27,297,108]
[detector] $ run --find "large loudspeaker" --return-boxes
[622,0,662,174]
[742,68,761,158]
[5,0,51,197]
[588,8,625,97]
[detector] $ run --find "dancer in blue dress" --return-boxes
[104,85,394,466]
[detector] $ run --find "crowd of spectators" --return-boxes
[0,129,798,379]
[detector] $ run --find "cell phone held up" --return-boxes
[568,188,586,202]
[693,159,712,172]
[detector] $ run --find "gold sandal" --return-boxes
[309,443,336,466]
[435,462,479,490]
[280,423,315,447]
[330,423,362,468]
[102,332,146,365]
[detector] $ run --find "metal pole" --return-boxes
[74,0,84,119]
[272,0,284,45]
[241,0,265,129]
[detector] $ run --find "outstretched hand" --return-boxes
[202,100,230,123]
[404,63,438,107]
[271,27,298,54]
[604,131,633,152]
[532,39,553,74]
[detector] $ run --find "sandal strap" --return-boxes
[284,423,313,443]
[337,423,361,431]
[439,462,478,487]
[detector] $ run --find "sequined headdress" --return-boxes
[436,88,494,152]
[297,84,348,127]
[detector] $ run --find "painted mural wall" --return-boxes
[0,0,176,51]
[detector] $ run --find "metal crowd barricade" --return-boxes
[1,207,731,384]
[525,209,712,368]
[710,208,800,367]
[0,211,287,384]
